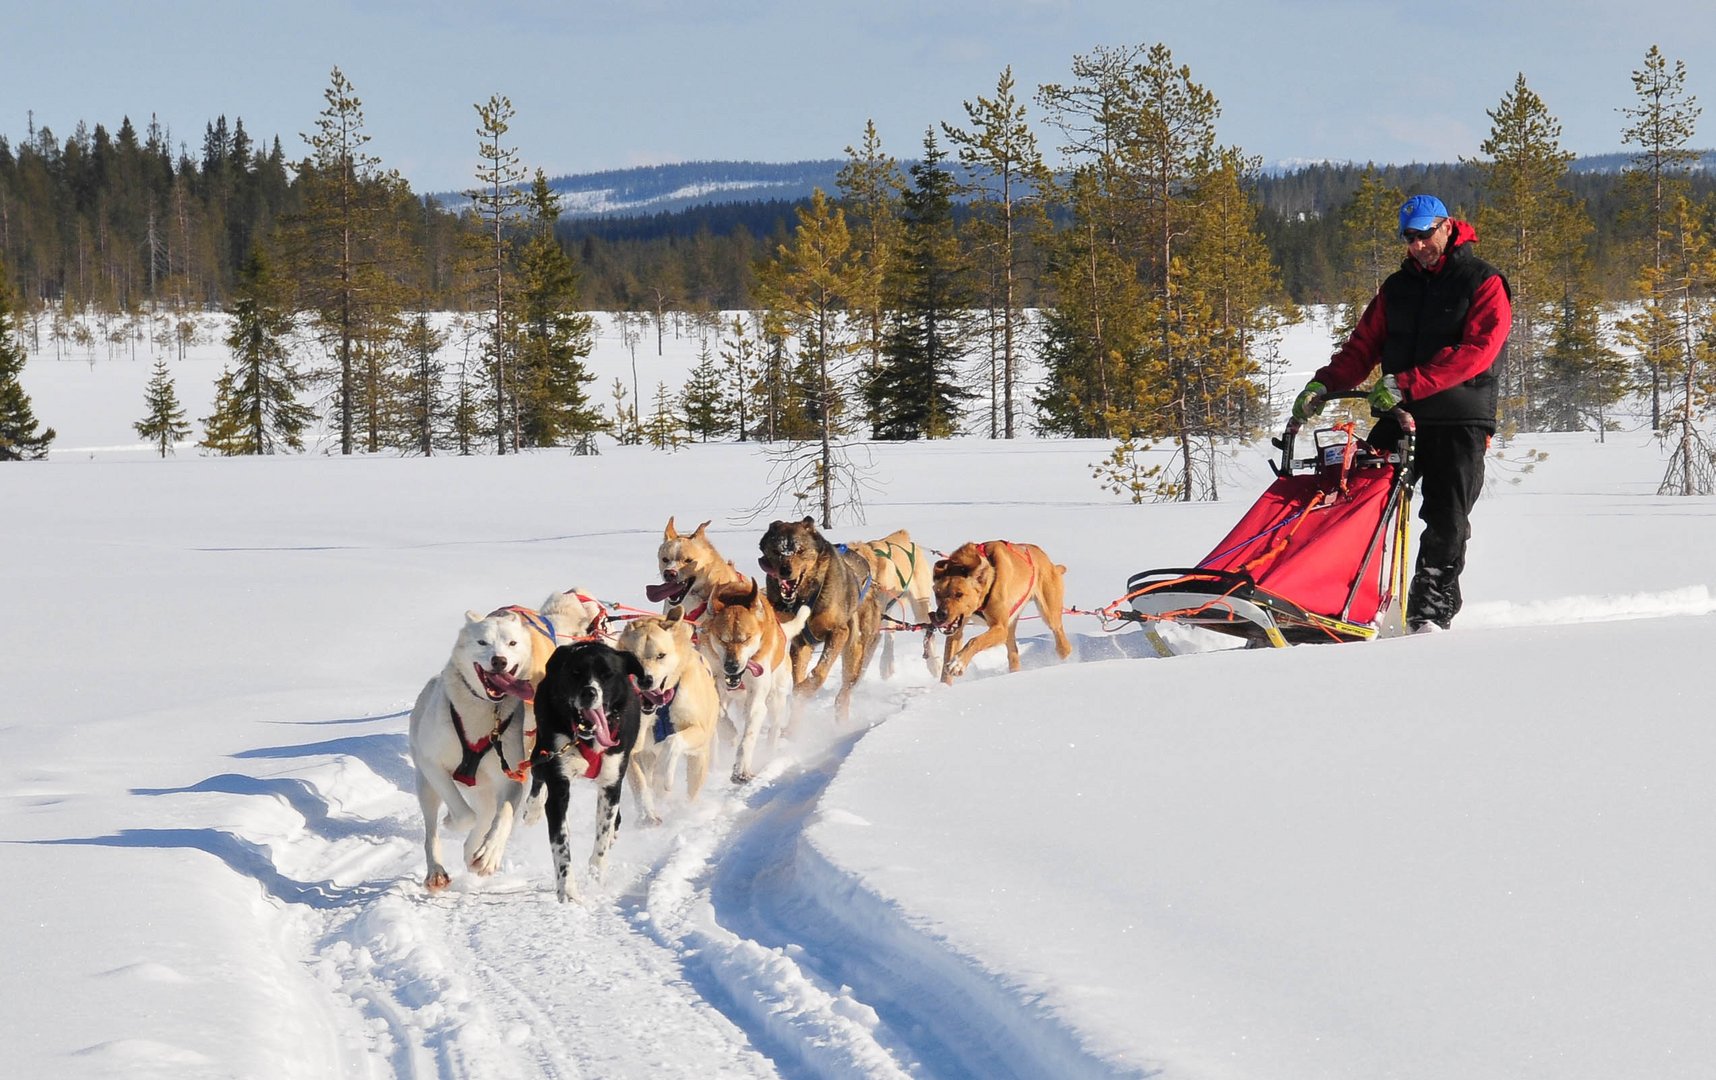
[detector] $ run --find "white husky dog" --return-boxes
[408,608,536,891]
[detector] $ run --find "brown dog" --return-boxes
[650,517,746,621]
[846,529,939,679]
[758,517,883,724]
[698,579,811,783]
[931,541,1074,683]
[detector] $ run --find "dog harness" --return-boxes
[974,542,1037,624]
[448,702,517,786]
[497,605,559,645]
[867,539,918,592]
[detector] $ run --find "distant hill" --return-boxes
[436,159,847,218]
[437,152,1716,220]
[1569,149,1716,173]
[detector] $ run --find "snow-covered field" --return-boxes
[4,313,1713,1080]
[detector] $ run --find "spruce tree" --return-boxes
[0,257,55,460]
[680,339,728,442]
[718,315,761,441]
[1540,292,1628,436]
[202,248,312,455]
[134,356,191,457]
[514,171,600,447]
[869,130,976,440]
[641,381,685,449]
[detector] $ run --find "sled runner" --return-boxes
[1119,394,1417,648]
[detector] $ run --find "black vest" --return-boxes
[1379,243,1509,430]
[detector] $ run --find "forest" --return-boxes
[2,44,1714,502]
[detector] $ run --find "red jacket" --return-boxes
[1314,219,1512,402]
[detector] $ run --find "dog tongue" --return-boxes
[641,686,676,709]
[476,663,535,703]
[745,659,764,677]
[582,706,618,748]
[645,581,682,602]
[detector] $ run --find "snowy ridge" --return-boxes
[1462,584,1716,628]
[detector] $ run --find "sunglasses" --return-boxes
[1401,224,1441,242]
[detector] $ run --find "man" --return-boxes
[1291,194,1512,633]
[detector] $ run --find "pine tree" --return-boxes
[467,94,529,454]
[680,339,727,442]
[514,171,599,447]
[836,121,906,430]
[1178,148,1297,466]
[1615,195,1716,494]
[1032,166,1157,438]
[202,248,312,455]
[754,188,865,523]
[134,356,190,457]
[1619,45,1703,430]
[943,66,1051,438]
[1330,167,1406,341]
[869,129,976,440]
[283,67,412,454]
[0,257,55,461]
[1473,74,1590,432]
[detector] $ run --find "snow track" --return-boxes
[160,661,1135,1079]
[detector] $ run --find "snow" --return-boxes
[4,312,1713,1079]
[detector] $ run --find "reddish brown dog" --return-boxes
[930,541,1073,683]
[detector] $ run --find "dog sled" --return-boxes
[1118,393,1417,648]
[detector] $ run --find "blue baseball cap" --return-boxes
[1398,194,1448,236]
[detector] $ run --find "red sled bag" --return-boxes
[1122,397,1416,647]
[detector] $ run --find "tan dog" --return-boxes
[930,541,1074,683]
[698,578,811,783]
[616,606,721,824]
[758,517,884,725]
[650,517,747,621]
[847,528,939,679]
[506,588,612,692]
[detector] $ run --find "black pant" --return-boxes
[1367,419,1487,629]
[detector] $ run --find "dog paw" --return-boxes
[425,868,451,892]
[555,882,583,905]
[469,832,512,876]
[731,768,754,785]
[642,813,663,828]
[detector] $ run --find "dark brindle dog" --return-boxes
[529,640,645,903]
[757,517,883,724]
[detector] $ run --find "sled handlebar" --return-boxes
[1275,392,1415,477]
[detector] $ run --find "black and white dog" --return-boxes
[530,640,645,903]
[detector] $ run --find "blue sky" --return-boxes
[5,1,1713,194]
